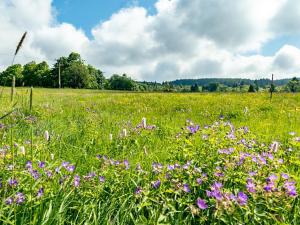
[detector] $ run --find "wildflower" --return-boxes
[45,170,53,178]
[183,184,191,193]
[55,167,60,173]
[30,170,41,180]
[62,161,70,168]
[152,179,161,189]
[187,125,200,134]
[135,186,142,195]
[8,178,18,187]
[266,174,278,182]
[67,165,75,172]
[74,175,80,188]
[196,178,202,185]
[19,146,25,155]
[109,133,113,141]
[37,188,44,198]
[50,153,54,160]
[122,129,127,137]
[15,192,25,205]
[84,172,96,180]
[281,173,289,180]
[196,198,208,209]
[283,181,297,197]
[264,182,275,192]
[38,161,46,169]
[142,117,147,128]
[96,155,102,160]
[270,141,279,152]
[237,192,248,206]
[124,160,130,170]
[26,161,33,170]
[167,165,175,171]
[5,197,13,205]
[246,178,256,193]
[136,163,142,172]
[44,131,50,142]
[99,176,105,183]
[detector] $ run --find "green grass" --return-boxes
[0,88,299,224]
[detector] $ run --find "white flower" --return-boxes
[142,117,147,128]
[20,146,25,155]
[44,131,50,142]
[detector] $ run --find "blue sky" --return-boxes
[53,0,157,38]
[1,0,300,80]
[52,0,300,57]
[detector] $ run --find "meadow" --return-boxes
[0,88,299,224]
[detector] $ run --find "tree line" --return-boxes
[0,52,299,92]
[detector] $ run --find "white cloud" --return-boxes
[0,0,300,81]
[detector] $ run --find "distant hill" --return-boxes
[168,78,297,87]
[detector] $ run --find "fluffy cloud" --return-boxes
[1,0,300,81]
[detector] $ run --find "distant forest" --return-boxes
[1,52,299,92]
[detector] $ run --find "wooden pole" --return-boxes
[270,74,274,100]
[58,62,61,89]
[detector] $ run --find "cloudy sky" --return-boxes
[1,0,300,81]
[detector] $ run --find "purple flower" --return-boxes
[264,182,275,192]
[167,165,175,171]
[187,124,200,134]
[136,163,142,172]
[74,175,80,188]
[15,192,25,205]
[99,176,105,183]
[284,181,297,197]
[38,161,46,169]
[45,170,53,178]
[266,174,278,182]
[30,170,41,180]
[5,197,13,205]
[196,178,202,185]
[211,182,223,190]
[96,154,102,160]
[246,178,256,193]
[183,184,191,193]
[84,172,96,180]
[62,161,70,168]
[55,167,60,173]
[135,186,142,195]
[25,161,33,170]
[281,173,289,180]
[37,188,44,198]
[196,198,208,209]
[8,178,18,187]
[237,192,248,206]
[152,179,161,189]
[124,160,130,170]
[67,165,75,172]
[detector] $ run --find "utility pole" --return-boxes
[58,61,61,89]
[270,74,274,100]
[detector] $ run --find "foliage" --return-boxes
[0,89,299,224]
[0,64,23,86]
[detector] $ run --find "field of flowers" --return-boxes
[0,88,299,224]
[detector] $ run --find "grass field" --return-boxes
[0,88,300,224]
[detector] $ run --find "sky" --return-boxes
[1,0,300,81]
